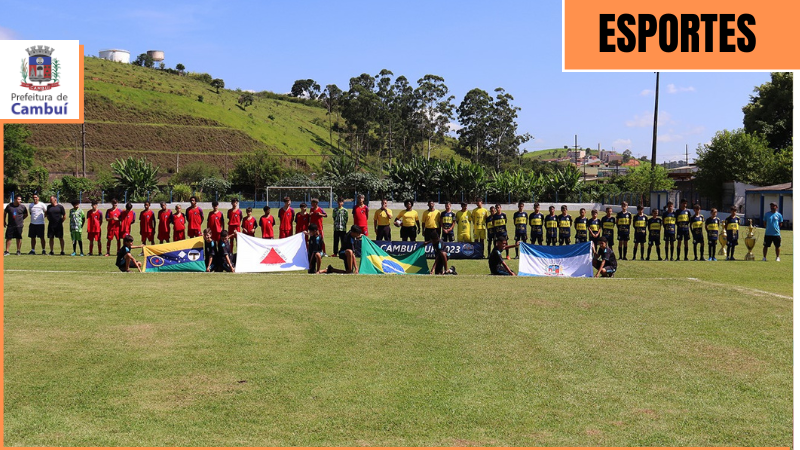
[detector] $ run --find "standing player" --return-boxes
[600,207,616,250]
[332,197,349,253]
[421,201,441,242]
[661,201,677,260]
[295,202,309,234]
[455,202,472,243]
[119,203,136,244]
[557,205,572,246]
[227,198,242,250]
[139,201,156,246]
[471,200,490,257]
[4,194,27,256]
[46,196,67,255]
[242,207,258,237]
[616,201,632,259]
[528,202,544,245]
[588,209,601,251]
[105,199,122,256]
[631,205,648,260]
[513,201,528,258]
[486,206,496,256]
[186,196,204,238]
[373,198,393,241]
[396,200,420,242]
[675,199,692,261]
[68,199,86,256]
[260,206,275,239]
[690,204,705,261]
[544,205,558,246]
[309,198,328,253]
[724,206,741,260]
[493,204,509,258]
[762,202,783,262]
[440,201,455,242]
[171,205,187,241]
[277,196,295,239]
[574,208,588,244]
[705,208,721,261]
[157,202,172,244]
[86,201,103,255]
[647,208,663,261]
[207,201,225,242]
[352,194,369,236]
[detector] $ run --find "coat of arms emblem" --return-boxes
[20,45,60,91]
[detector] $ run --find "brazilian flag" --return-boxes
[144,237,206,272]
[358,236,428,274]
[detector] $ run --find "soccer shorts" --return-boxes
[514,232,527,242]
[47,223,63,239]
[649,234,661,244]
[157,230,170,241]
[546,235,557,245]
[763,235,781,248]
[423,228,440,242]
[633,232,647,244]
[559,236,571,245]
[359,225,369,237]
[88,232,100,242]
[474,229,486,240]
[210,230,221,241]
[727,236,738,246]
[174,230,186,241]
[376,225,392,241]
[602,267,616,276]
[530,234,543,245]
[494,231,508,242]
[70,231,82,241]
[188,228,202,238]
[400,226,416,241]
[279,229,292,239]
[141,232,154,242]
[457,233,471,243]
[602,234,615,246]
[575,236,587,243]
[28,224,45,239]
[492,265,511,276]
[441,230,454,242]
[5,226,22,240]
[677,230,691,241]
[692,233,704,244]
[663,234,675,242]
[228,225,241,235]
[617,232,630,242]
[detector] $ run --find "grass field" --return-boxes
[3,209,792,446]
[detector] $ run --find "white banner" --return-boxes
[235,233,309,273]
[518,242,593,277]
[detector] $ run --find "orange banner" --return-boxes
[563,0,800,70]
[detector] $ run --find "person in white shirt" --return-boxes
[28,194,48,255]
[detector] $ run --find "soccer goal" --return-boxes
[265,186,334,208]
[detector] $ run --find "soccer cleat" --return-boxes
[762,257,767,261]
[449,265,457,275]
[684,257,689,261]
[71,252,77,256]
[776,257,781,262]
[42,250,47,255]
[16,251,21,256]
[326,264,334,273]
[631,257,636,261]
[104,253,110,257]
[60,252,65,256]
[80,253,85,257]
[49,251,54,256]
[28,250,36,255]
[658,257,663,261]
[3,251,9,256]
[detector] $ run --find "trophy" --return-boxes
[744,219,758,261]
[718,228,727,257]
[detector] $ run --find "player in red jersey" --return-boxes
[352,194,369,236]
[260,206,275,239]
[171,204,187,241]
[227,198,242,250]
[207,201,225,241]
[157,201,172,243]
[278,196,295,238]
[139,201,156,246]
[241,207,257,236]
[86,200,103,255]
[105,199,122,256]
[185,196,204,238]
[119,203,136,241]
[309,198,328,253]
[295,202,309,234]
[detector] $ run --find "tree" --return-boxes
[176,63,185,74]
[211,78,225,94]
[3,124,35,182]
[457,88,493,163]
[158,62,165,70]
[743,72,792,151]
[622,149,633,163]
[238,92,254,110]
[320,84,343,148]
[415,74,455,159]
[111,157,160,200]
[695,129,782,204]
[230,149,285,193]
[620,165,674,204]
[132,53,154,68]
[290,79,321,99]
[340,74,379,165]
[486,88,531,170]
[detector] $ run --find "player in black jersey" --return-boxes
[593,236,617,277]
[588,209,601,252]
[440,201,455,242]
[675,199,692,261]
[558,205,572,245]
[631,204,648,260]
[705,208,721,261]
[661,201,677,260]
[616,201,632,260]
[690,203,705,261]
[600,207,616,247]
[724,206,742,260]
[493,204,509,259]
[544,206,558,246]
[647,208,663,261]
[574,208,588,243]
[528,202,544,245]
[513,201,528,258]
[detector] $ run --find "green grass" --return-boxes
[3,209,792,446]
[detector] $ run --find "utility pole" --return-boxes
[685,144,689,166]
[81,122,86,178]
[651,72,659,170]
[573,134,579,165]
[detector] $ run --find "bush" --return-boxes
[188,72,213,84]
[198,177,231,198]
[197,95,204,103]
[171,161,220,186]
[171,184,194,202]
[58,175,97,201]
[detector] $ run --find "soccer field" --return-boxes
[2,210,793,446]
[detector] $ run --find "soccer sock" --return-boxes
[693,243,697,259]
[657,246,662,259]
[676,244,681,259]
[647,245,651,259]
[78,241,83,254]
[700,245,704,260]
[73,241,77,252]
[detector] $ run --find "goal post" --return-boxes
[265,186,334,208]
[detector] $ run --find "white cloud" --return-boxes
[657,133,683,143]
[613,138,632,148]
[625,111,673,128]
[666,83,695,94]
[640,89,653,96]
[0,26,19,40]
[447,122,463,132]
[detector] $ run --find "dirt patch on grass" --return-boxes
[137,373,247,411]
[684,342,765,375]
[634,408,659,419]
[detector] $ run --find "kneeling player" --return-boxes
[488,238,517,276]
[593,236,617,277]
[322,225,362,274]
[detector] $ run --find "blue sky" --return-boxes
[1,0,774,163]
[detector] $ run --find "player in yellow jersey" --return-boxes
[455,202,473,242]
[396,200,420,241]
[471,200,490,257]
[421,200,441,241]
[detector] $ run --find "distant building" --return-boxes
[566,149,585,160]
[745,182,793,227]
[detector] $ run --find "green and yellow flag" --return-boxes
[358,236,428,275]
[144,237,206,272]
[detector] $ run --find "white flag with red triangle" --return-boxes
[235,232,309,273]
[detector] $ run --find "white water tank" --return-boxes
[99,49,130,63]
[147,50,165,62]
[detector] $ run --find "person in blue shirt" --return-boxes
[762,202,783,261]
